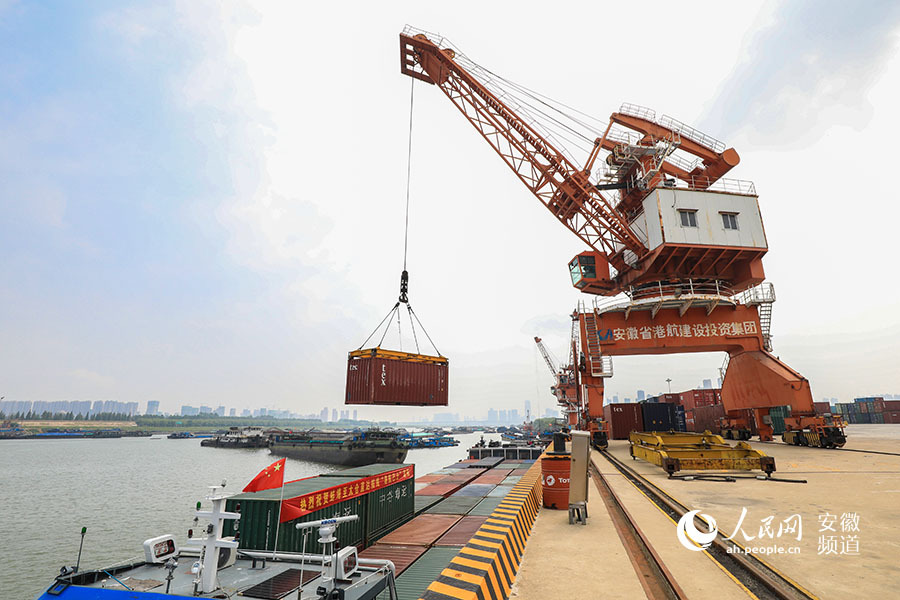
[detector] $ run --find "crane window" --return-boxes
[679,209,698,227]
[721,212,739,230]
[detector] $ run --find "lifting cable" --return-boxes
[356,79,441,357]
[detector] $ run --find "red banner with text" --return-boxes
[280,465,414,522]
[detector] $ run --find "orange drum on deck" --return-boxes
[541,455,571,509]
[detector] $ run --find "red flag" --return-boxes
[242,458,286,493]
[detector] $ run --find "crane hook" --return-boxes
[399,270,409,304]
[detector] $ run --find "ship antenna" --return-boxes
[75,527,87,573]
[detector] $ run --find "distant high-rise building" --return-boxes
[509,409,520,423]
[332,408,338,421]
[199,406,212,414]
[612,395,619,403]
[181,405,199,416]
[637,390,645,401]
[487,408,498,423]
[259,408,267,416]
[229,408,236,417]
[242,409,251,417]
[215,406,225,416]
[146,400,160,415]
[340,410,349,421]
[352,409,358,421]
[499,410,508,423]
[703,379,712,389]
[524,400,531,420]
[320,407,328,422]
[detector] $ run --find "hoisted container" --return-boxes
[346,348,448,406]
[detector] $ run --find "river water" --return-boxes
[0,432,499,599]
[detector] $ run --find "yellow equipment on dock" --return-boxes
[629,431,776,477]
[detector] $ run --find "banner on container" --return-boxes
[279,465,414,522]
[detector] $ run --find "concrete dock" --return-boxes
[509,424,900,599]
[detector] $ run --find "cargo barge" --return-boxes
[199,425,270,448]
[269,429,409,466]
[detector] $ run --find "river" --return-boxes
[0,431,499,599]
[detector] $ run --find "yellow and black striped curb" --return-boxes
[420,461,542,600]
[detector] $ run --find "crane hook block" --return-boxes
[399,270,409,304]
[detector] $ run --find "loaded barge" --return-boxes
[269,429,409,466]
[36,448,543,600]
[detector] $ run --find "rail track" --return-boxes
[591,460,687,599]
[594,450,821,600]
[757,439,900,458]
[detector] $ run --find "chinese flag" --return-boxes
[242,458,286,493]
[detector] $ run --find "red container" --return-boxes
[376,514,462,546]
[603,403,643,439]
[874,398,885,412]
[435,516,488,546]
[541,455,571,509]
[358,544,426,575]
[691,403,726,433]
[416,483,461,496]
[813,401,831,415]
[345,348,448,406]
[885,400,900,411]
[678,389,721,411]
[883,411,900,424]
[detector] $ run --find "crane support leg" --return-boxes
[722,350,816,414]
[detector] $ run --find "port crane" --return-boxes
[399,27,845,448]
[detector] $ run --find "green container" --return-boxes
[873,413,884,424]
[425,496,481,515]
[226,476,367,552]
[377,546,460,600]
[365,479,415,543]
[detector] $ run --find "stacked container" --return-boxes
[603,403,643,439]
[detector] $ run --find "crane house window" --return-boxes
[721,212,739,230]
[679,209,698,227]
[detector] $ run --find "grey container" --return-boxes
[414,495,443,515]
[468,497,504,516]
[425,496,482,515]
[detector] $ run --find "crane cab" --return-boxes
[569,251,613,295]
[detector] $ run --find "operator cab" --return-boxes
[569,251,613,294]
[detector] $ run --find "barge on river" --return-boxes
[269,429,408,466]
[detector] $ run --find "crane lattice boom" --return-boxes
[400,31,646,270]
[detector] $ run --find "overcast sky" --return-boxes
[2,1,899,421]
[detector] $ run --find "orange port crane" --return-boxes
[400,27,844,448]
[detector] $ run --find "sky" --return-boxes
[2,1,899,421]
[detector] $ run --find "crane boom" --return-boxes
[533,337,557,376]
[400,30,646,270]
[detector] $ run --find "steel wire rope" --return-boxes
[456,56,595,159]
